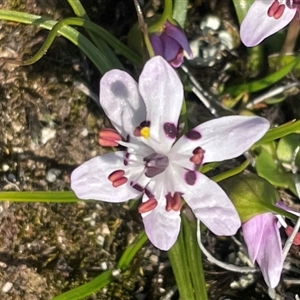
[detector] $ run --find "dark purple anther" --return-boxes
[185,170,197,185]
[185,130,201,140]
[163,123,177,139]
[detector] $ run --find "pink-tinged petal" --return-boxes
[71,151,141,202]
[172,116,270,164]
[139,56,183,153]
[164,21,193,58]
[151,35,164,57]
[240,0,296,46]
[243,213,283,288]
[142,194,181,251]
[173,166,241,235]
[169,51,184,68]
[100,70,146,138]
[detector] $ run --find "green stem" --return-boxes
[0,10,113,73]
[0,16,141,68]
[182,209,208,300]
[168,226,195,300]
[148,0,174,32]
[162,0,173,20]
[212,159,250,183]
[117,231,148,270]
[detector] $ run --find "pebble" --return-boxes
[41,128,56,145]
[80,128,89,137]
[2,164,9,172]
[101,224,110,235]
[46,168,61,183]
[100,262,108,270]
[2,282,13,293]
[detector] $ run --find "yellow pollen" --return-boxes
[140,127,150,139]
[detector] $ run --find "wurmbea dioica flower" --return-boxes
[240,0,299,46]
[243,202,300,288]
[71,56,270,251]
[150,21,193,68]
[242,213,283,288]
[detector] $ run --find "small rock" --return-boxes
[46,168,61,183]
[2,164,9,172]
[41,127,56,145]
[2,282,13,293]
[80,128,89,137]
[101,224,110,236]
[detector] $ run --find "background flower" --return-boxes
[240,0,296,46]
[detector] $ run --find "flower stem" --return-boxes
[168,223,196,300]
[162,0,173,20]
[182,208,208,300]
[168,206,209,300]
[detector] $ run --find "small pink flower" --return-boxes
[71,56,269,251]
[150,21,193,68]
[240,0,298,46]
[243,201,300,288]
[243,213,283,288]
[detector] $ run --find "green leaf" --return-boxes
[256,119,300,145]
[223,56,300,96]
[277,133,300,167]
[256,145,297,194]
[52,270,114,300]
[0,191,78,202]
[221,173,279,222]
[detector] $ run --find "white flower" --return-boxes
[71,56,270,250]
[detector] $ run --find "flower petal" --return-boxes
[165,21,193,58]
[173,166,241,235]
[71,152,141,202]
[142,194,181,251]
[161,34,181,62]
[172,116,270,164]
[100,70,146,138]
[243,213,283,288]
[240,0,296,46]
[139,56,183,153]
[151,34,165,57]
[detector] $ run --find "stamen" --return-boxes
[268,0,285,19]
[138,198,158,213]
[108,170,125,182]
[190,147,205,165]
[108,170,128,187]
[140,126,150,139]
[99,128,122,147]
[165,192,182,211]
[113,177,128,187]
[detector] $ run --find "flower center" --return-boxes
[144,153,169,178]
